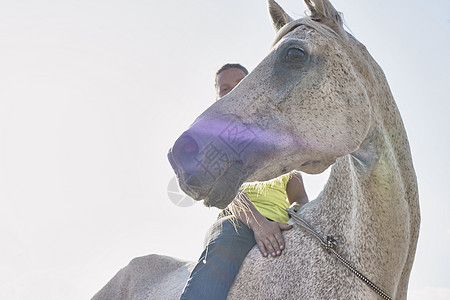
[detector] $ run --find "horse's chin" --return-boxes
[199,162,251,209]
[202,187,238,209]
[203,197,230,210]
[300,158,336,174]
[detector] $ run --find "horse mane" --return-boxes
[304,0,343,27]
[271,16,347,47]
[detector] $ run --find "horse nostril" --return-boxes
[183,138,199,154]
[172,134,200,170]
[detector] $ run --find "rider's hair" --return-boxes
[214,63,249,86]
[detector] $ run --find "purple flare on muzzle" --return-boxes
[168,114,262,201]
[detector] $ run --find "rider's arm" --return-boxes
[231,194,292,258]
[286,171,309,211]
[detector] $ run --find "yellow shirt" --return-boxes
[240,173,291,223]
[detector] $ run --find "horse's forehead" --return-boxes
[274,28,344,62]
[273,19,342,47]
[283,26,315,43]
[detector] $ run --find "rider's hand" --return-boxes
[251,218,293,257]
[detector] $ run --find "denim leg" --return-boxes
[180,216,256,300]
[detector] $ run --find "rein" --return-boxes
[286,207,392,300]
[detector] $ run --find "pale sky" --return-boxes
[0,0,449,299]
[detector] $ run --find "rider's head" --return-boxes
[215,63,248,99]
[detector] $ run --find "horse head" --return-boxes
[168,0,377,208]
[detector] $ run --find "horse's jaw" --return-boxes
[299,157,336,174]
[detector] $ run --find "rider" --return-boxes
[180,63,309,300]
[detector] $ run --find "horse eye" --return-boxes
[285,47,306,60]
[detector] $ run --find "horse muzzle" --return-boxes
[168,114,261,207]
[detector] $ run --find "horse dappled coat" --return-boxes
[93,0,420,299]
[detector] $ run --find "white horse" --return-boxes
[93,0,420,299]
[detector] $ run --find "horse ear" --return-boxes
[304,0,343,31]
[268,0,294,31]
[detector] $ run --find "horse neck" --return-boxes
[317,44,419,236]
[308,89,419,291]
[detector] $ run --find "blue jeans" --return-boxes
[180,215,256,300]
